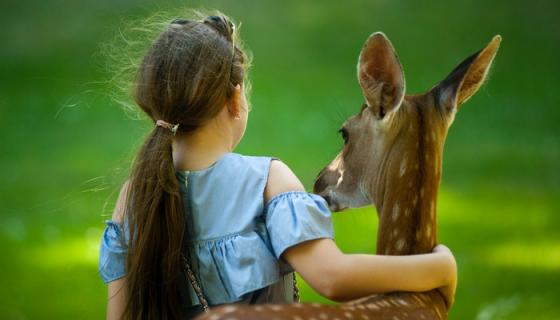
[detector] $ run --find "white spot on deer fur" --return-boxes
[311,303,322,308]
[426,224,432,238]
[319,313,328,320]
[404,208,410,217]
[344,311,353,318]
[432,132,436,142]
[399,159,407,177]
[392,204,400,222]
[366,303,380,310]
[209,315,221,320]
[328,155,342,170]
[270,305,283,311]
[392,229,398,238]
[393,316,400,320]
[413,196,418,206]
[396,238,406,251]
[221,306,237,313]
[336,168,345,187]
[420,315,426,319]
[361,315,370,320]
[398,299,410,306]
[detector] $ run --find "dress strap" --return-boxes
[181,171,210,312]
[182,252,299,311]
[292,272,300,302]
[183,254,210,313]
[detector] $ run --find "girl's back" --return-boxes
[99,152,334,317]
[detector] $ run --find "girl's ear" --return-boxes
[226,84,242,118]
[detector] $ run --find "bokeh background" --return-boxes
[1,0,559,319]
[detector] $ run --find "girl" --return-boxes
[98,12,457,320]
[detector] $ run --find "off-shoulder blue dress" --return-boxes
[98,152,334,317]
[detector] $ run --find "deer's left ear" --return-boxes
[434,35,501,113]
[358,32,405,120]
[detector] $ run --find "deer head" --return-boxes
[314,33,501,254]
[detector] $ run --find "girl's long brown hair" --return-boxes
[119,12,248,319]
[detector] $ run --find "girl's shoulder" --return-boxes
[209,151,273,171]
[264,158,305,205]
[223,152,279,165]
[218,152,280,184]
[226,152,310,208]
[176,152,273,184]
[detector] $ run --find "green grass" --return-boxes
[1,0,559,318]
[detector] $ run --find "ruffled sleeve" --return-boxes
[264,191,334,259]
[98,219,128,284]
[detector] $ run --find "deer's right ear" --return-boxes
[357,32,405,120]
[433,35,501,113]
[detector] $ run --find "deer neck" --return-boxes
[371,115,444,255]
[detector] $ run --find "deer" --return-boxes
[195,32,501,320]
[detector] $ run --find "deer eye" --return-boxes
[338,128,349,144]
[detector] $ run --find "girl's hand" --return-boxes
[432,244,457,310]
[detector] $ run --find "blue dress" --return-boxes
[98,152,334,317]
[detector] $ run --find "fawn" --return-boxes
[197,32,501,320]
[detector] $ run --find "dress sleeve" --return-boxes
[264,191,334,259]
[98,219,128,284]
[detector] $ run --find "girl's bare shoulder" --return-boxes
[264,159,305,204]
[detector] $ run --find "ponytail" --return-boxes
[122,126,186,319]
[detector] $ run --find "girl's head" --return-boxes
[120,12,249,319]
[134,13,250,145]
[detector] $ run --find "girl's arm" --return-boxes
[265,160,457,307]
[107,278,127,320]
[283,238,456,306]
[105,181,130,320]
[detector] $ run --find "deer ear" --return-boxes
[357,32,405,120]
[434,35,501,113]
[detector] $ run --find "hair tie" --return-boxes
[156,119,179,135]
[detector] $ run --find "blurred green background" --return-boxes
[1,0,559,319]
